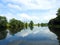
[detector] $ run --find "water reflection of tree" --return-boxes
[24,22,28,29]
[48,26,60,45]
[9,18,24,35]
[29,21,34,30]
[9,28,22,35]
[0,28,7,40]
[29,26,34,30]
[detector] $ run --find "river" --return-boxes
[0,26,59,45]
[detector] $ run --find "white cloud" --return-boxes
[17,13,40,23]
[43,10,57,20]
[20,13,39,20]
[2,0,59,10]
[0,13,40,23]
[8,3,22,10]
[0,12,57,23]
[18,13,56,23]
[38,9,57,22]
[0,13,16,21]
[43,15,57,20]
[20,13,31,19]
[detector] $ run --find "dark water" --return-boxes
[0,26,59,45]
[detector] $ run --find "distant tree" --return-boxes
[41,23,47,27]
[41,23,43,26]
[38,23,40,27]
[29,21,34,27]
[29,21,34,30]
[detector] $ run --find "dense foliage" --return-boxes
[0,15,48,35]
[0,16,7,31]
[41,23,47,27]
[48,8,60,28]
[9,18,24,30]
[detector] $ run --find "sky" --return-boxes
[0,0,60,23]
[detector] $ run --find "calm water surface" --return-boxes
[0,26,59,45]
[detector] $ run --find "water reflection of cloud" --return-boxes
[15,27,57,41]
[15,29,32,37]
[1,27,58,45]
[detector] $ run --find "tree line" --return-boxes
[0,16,34,31]
[0,16,48,30]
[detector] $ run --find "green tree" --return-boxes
[29,21,34,27]
[41,23,47,27]
[29,21,34,30]
[0,16,7,30]
[56,8,60,16]
[9,18,24,30]
[9,18,24,35]
[48,8,60,28]
[56,8,60,20]
[41,23,44,26]
[38,23,40,27]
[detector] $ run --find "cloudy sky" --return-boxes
[0,0,60,23]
